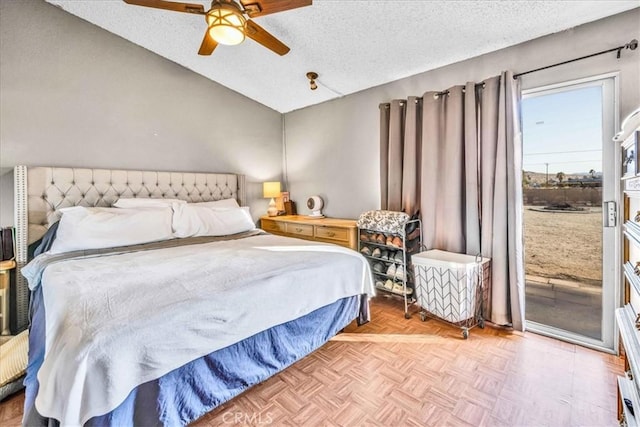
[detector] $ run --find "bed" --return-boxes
[13,166,374,426]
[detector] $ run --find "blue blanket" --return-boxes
[24,288,360,426]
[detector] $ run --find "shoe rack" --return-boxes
[358,218,422,319]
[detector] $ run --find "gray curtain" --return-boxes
[379,98,422,216]
[379,71,524,330]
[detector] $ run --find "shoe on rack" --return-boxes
[372,247,382,258]
[360,232,370,242]
[376,233,386,244]
[380,250,389,260]
[390,236,403,249]
[375,280,385,289]
[393,251,404,263]
[386,234,394,246]
[372,262,384,274]
[386,263,396,277]
[395,267,405,281]
[360,246,371,256]
[392,282,413,295]
[384,279,394,290]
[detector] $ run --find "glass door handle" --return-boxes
[604,201,616,227]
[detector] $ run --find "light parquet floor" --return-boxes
[0,297,624,426]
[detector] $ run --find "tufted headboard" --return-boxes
[12,165,246,331]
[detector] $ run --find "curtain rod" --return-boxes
[381,82,486,107]
[514,38,638,79]
[435,82,485,98]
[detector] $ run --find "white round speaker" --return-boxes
[306,196,324,218]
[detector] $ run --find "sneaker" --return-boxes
[360,246,371,256]
[392,282,413,295]
[372,262,384,274]
[372,247,382,258]
[380,250,389,260]
[390,236,403,249]
[393,251,404,263]
[375,280,385,289]
[395,267,405,281]
[386,263,396,277]
[384,279,394,290]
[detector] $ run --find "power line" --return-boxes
[523,149,601,156]
[524,159,602,166]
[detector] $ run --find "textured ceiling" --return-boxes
[46,0,638,113]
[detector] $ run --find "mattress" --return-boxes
[22,232,373,426]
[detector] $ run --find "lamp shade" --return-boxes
[263,182,281,198]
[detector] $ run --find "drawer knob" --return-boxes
[635,211,640,222]
[327,231,336,237]
[295,227,303,232]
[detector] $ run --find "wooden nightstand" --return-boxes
[260,215,358,250]
[0,260,16,336]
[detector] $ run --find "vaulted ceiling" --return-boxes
[46,0,639,113]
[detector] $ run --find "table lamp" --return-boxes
[263,182,281,217]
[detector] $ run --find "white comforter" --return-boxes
[22,234,374,426]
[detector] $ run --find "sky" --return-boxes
[521,85,602,175]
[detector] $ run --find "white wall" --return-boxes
[284,9,640,219]
[0,0,283,226]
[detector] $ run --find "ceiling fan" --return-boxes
[123,0,312,56]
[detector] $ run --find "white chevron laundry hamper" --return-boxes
[412,250,491,339]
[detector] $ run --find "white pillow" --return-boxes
[190,199,239,209]
[172,205,255,238]
[49,206,174,254]
[113,198,186,208]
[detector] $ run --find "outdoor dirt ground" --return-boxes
[524,206,602,286]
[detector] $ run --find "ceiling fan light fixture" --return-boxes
[206,3,246,46]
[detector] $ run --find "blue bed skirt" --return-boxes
[23,289,361,426]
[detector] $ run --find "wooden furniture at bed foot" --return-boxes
[0,260,16,336]
[260,215,358,250]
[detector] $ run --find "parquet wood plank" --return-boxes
[0,296,625,426]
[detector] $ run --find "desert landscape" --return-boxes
[524,206,602,286]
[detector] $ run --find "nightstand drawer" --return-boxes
[259,215,357,250]
[316,225,350,242]
[261,219,285,233]
[285,223,314,237]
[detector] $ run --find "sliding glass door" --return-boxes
[522,75,618,351]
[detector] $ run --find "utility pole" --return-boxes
[545,163,549,187]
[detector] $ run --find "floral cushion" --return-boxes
[356,210,410,234]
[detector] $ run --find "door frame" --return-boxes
[522,72,620,353]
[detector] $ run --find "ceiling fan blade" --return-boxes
[198,31,218,56]
[245,19,290,55]
[123,0,205,14]
[240,0,311,17]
